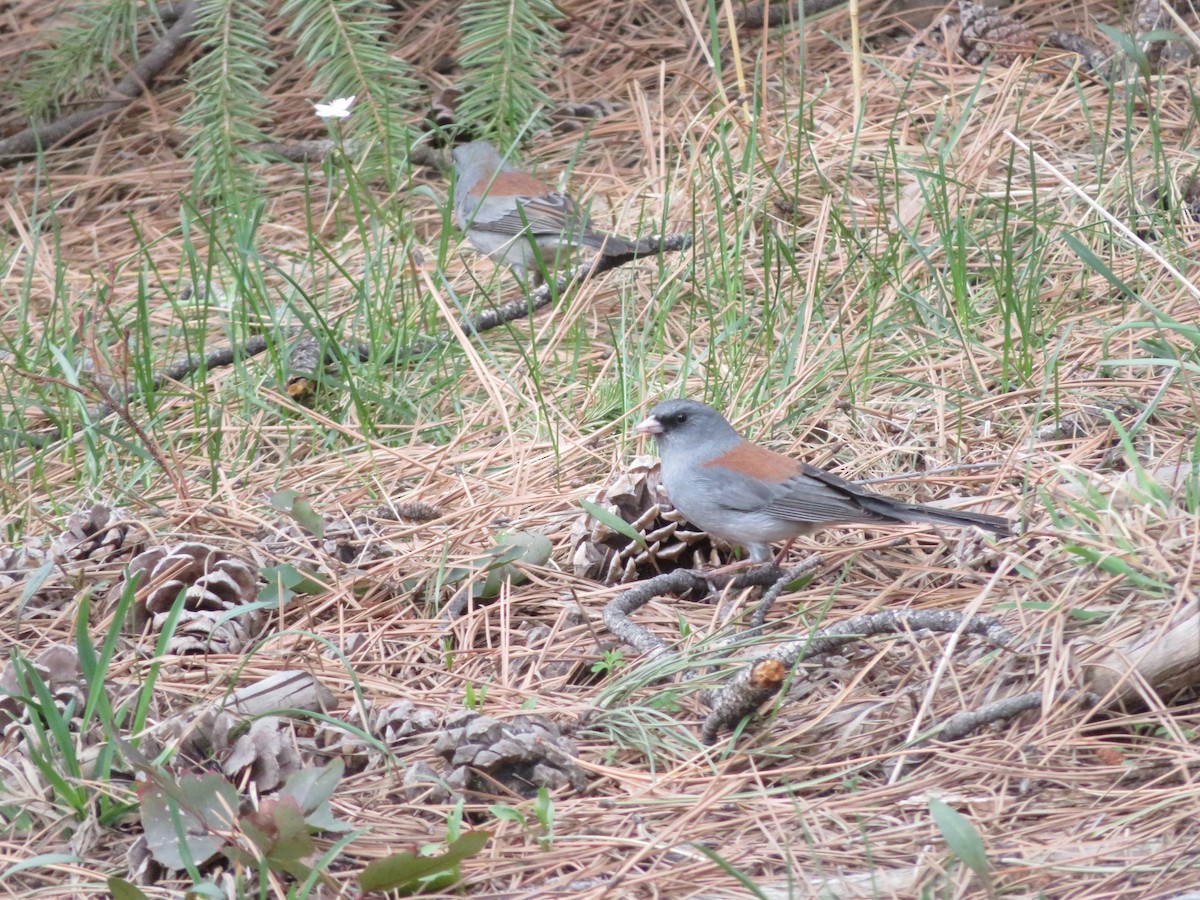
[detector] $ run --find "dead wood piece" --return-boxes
[1046,31,1114,75]
[22,332,275,450]
[700,609,1013,743]
[25,230,689,446]
[218,670,337,717]
[1084,599,1200,707]
[0,2,200,164]
[735,0,844,30]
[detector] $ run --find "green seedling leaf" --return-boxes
[259,563,330,606]
[180,882,225,899]
[487,805,526,825]
[277,760,352,832]
[929,797,991,879]
[358,831,490,894]
[139,773,238,870]
[997,600,1113,621]
[236,796,315,880]
[473,531,553,600]
[269,490,326,539]
[107,876,152,900]
[579,499,647,550]
[1095,23,1152,76]
[1064,544,1170,592]
[0,852,82,879]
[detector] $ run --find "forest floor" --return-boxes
[1,0,1199,896]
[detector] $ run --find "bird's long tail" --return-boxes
[584,231,660,261]
[861,496,1012,537]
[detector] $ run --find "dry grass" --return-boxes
[2,0,1200,896]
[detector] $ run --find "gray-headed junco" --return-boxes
[635,399,1011,564]
[452,140,653,283]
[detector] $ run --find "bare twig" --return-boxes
[286,232,693,386]
[603,564,787,658]
[935,690,1053,742]
[1046,31,1114,75]
[0,2,200,164]
[20,333,276,449]
[700,609,1014,743]
[746,556,824,631]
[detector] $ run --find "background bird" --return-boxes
[635,398,1011,564]
[452,140,655,284]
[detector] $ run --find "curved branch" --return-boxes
[285,232,694,386]
[603,564,791,658]
[0,2,200,164]
[700,609,1014,743]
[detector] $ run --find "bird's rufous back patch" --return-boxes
[704,441,800,480]
[471,171,556,198]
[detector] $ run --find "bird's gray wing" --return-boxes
[471,192,583,237]
[760,462,891,525]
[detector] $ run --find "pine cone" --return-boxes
[0,645,86,737]
[0,539,79,611]
[569,455,725,584]
[119,542,264,654]
[431,710,586,798]
[958,1,1034,65]
[905,2,1034,67]
[260,512,413,570]
[51,502,142,563]
[0,539,46,591]
[314,699,442,773]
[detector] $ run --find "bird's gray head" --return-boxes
[451,141,503,202]
[634,399,741,460]
[452,140,501,173]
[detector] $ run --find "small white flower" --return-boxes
[314,96,355,119]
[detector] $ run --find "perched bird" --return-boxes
[452,140,653,283]
[635,399,1011,564]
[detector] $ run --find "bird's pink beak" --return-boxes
[634,415,663,435]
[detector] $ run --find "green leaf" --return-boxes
[487,805,526,824]
[17,558,55,614]
[580,499,648,549]
[277,760,352,833]
[1061,233,1139,302]
[236,796,315,880]
[997,600,1113,621]
[929,797,991,878]
[472,531,553,600]
[269,490,326,539]
[358,831,490,894]
[255,566,326,609]
[0,853,83,879]
[139,774,239,870]
[107,876,152,900]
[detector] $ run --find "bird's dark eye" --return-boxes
[673,412,688,424]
